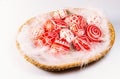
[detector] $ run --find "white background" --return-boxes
[0,0,120,79]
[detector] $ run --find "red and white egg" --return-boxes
[60,29,74,43]
[53,9,68,19]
